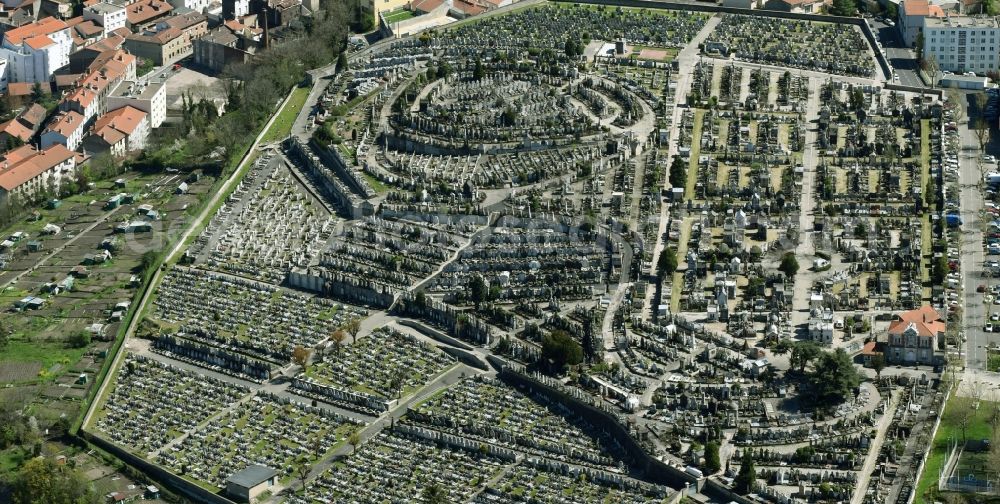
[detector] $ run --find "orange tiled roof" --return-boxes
[902,0,930,15]
[126,0,174,25]
[4,17,68,45]
[45,110,85,137]
[92,105,145,136]
[0,118,34,142]
[888,305,945,337]
[24,35,54,50]
[0,144,75,191]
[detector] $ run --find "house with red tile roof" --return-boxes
[81,105,148,157]
[41,110,86,150]
[62,49,136,123]
[0,103,48,146]
[886,306,945,365]
[0,143,77,205]
[0,17,73,84]
[125,0,174,31]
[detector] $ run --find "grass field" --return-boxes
[261,85,311,144]
[0,340,88,383]
[914,397,997,503]
[383,9,416,24]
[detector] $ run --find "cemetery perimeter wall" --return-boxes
[72,86,302,504]
[496,366,707,492]
[551,0,894,81]
[81,430,238,504]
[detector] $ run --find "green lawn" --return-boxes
[261,85,311,144]
[383,9,416,24]
[0,339,89,383]
[914,397,997,503]
[990,352,1000,373]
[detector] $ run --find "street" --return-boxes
[870,20,924,88]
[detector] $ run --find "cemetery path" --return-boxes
[283,156,337,217]
[737,66,752,105]
[641,15,720,321]
[295,364,472,484]
[851,389,898,504]
[0,204,125,290]
[790,76,823,328]
[406,212,497,294]
[193,153,279,264]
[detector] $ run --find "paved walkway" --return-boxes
[851,390,898,504]
[641,15,721,321]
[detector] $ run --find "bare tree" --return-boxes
[345,318,362,344]
[331,329,347,355]
[947,88,967,126]
[924,55,940,88]
[975,92,990,148]
[297,461,311,497]
[348,431,362,454]
[945,396,976,442]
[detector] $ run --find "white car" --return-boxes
[987,323,994,332]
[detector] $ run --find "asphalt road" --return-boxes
[960,102,990,370]
[869,20,924,88]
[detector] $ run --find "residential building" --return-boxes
[886,305,945,365]
[161,11,208,39]
[193,27,252,74]
[83,2,127,33]
[124,26,187,65]
[0,58,7,92]
[125,0,174,30]
[107,79,166,127]
[62,49,136,123]
[67,17,106,46]
[0,143,77,205]
[0,17,73,83]
[40,110,86,150]
[0,103,48,145]
[922,15,1000,73]
[68,33,125,72]
[82,105,148,156]
[899,0,945,48]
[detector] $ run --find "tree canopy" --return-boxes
[541,330,584,370]
[790,341,821,372]
[808,348,862,407]
[657,247,678,279]
[779,252,799,278]
[11,457,100,504]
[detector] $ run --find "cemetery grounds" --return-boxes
[69,2,966,504]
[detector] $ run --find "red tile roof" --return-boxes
[4,17,68,45]
[92,106,146,136]
[888,306,945,337]
[7,82,41,96]
[126,0,174,26]
[24,35,54,50]
[0,144,75,191]
[0,118,34,142]
[902,0,929,15]
[45,110,85,137]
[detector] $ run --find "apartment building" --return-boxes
[922,15,1000,73]
[0,17,73,84]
